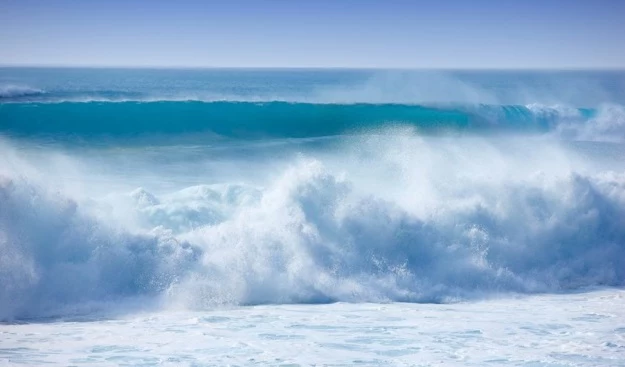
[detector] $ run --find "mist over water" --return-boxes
[1,69,625,321]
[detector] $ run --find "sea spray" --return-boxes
[2,132,624,320]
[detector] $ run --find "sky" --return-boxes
[1,0,624,69]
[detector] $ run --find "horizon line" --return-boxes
[1,64,624,72]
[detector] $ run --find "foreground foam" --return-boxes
[3,290,624,366]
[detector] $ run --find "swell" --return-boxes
[0,101,599,139]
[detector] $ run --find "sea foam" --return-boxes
[1,133,624,320]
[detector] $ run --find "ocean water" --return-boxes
[1,68,625,366]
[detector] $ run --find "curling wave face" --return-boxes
[0,101,624,143]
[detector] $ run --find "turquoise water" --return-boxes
[0,68,619,140]
[0,101,598,138]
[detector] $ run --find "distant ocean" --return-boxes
[1,68,625,366]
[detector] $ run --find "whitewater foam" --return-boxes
[2,289,623,366]
[550,104,625,143]
[1,132,624,320]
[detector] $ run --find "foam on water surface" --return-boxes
[1,290,624,366]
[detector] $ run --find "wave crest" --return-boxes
[0,84,44,98]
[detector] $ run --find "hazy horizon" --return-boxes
[2,65,625,71]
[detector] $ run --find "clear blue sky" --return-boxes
[1,0,623,68]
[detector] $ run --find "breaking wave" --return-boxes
[2,69,625,320]
[0,84,44,98]
[1,133,624,320]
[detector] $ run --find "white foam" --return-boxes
[1,133,624,320]
[553,104,625,143]
[1,289,624,366]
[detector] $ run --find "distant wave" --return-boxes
[0,94,282,104]
[0,84,44,98]
[2,100,622,141]
[2,69,623,106]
